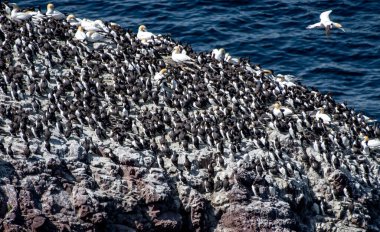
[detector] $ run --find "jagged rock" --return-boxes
[153,212,182,231]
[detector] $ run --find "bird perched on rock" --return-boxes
[172,46,194,63]
[137,25,155,41]
[46,3,65,20]
[211,48,225,61]
[75,26,87,41]
[9,5,33,22]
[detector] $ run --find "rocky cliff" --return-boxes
[0,3,379,232]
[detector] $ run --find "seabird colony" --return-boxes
[0,2,380,231]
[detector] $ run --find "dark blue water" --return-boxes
[19,0,380,120]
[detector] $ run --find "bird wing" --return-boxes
[320,10,332,22]
[306,22,323,29]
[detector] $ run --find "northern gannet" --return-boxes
[81,19,109,33]
[74,26,86,41]
[86,31,106,42]
[273,102,293,118]
[224,52,240,64]
[137,25,155,41]
[172,46,194,63]
[10,5,33,22]
[66,14,82,26]
[316,108,331,124]
[276,74,296,88]
[154,68,167,81]
[211,48,225,61]
[362,136,380,150]
[31,6,46,22]
[307,10,345,35]
[46,3,65,20]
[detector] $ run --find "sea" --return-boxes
[18,0,380,120]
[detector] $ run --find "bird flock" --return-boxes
[0,2,380,222]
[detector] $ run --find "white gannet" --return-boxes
[172,46,194,63]
[276,74,296,88]
[224,52,239,64]
[306,10,345,35]
[81,18,109,33]
[316,108,331,124]
[31,6,46,22]
[74,26,87,41]
[46,3,65,20]
[10,5,33,22]
[86,31,106,42]
[66,14,82,26]
[137,25,156,41]
[154,68,167,82]
[211,48,225,61]
[362,136,380,150]
[273,102,293,118]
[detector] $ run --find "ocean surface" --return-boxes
[18,0,380,120]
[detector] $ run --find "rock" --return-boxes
[153,212,182,231]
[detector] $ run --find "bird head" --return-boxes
[139,25,147,32]
[273,102,281,109]
[77,26,84,32]
[364,136,369,142]
[159,68,167,75]
[172,46,181,54]
[47,3,54,10]
[219,48,226,54]
[333,22,345,32]
[263,69,273,75]
[66,14,75,21]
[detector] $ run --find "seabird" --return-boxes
[172,46,194,63]
[306,10,345,35]
[211,48,225,61]
[273,102,293,118]
[362,136,380,151]
[46,3,65,20]
[75,26,87,41]
[154,68,167,82]
[316,108,331,124]
[10,5,33,22]
[81,18,109,32]
[224,52,239,64]
[66,14,82,26]
[137,25,155,41]
[86,31,106,42]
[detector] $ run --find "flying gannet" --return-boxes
[307,10,345,35]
